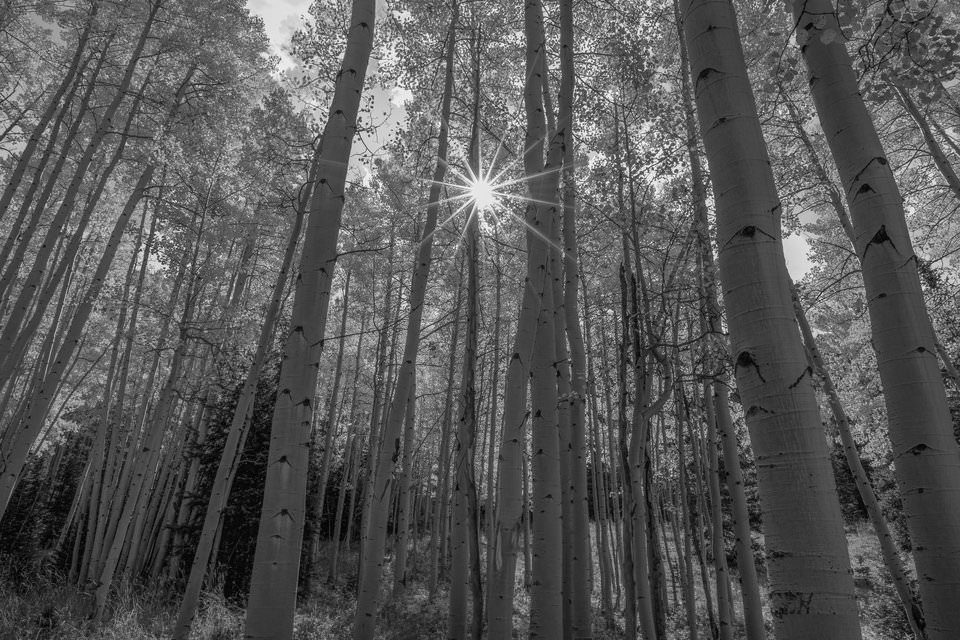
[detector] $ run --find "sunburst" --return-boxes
[467,176,497,213]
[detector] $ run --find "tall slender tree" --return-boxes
[243,1,376,636]
[680,0,862,637]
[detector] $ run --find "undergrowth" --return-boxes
[0,528,915,639]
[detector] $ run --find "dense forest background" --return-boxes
[1,0,960,638]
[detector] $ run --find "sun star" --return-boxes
[469,177,497,212]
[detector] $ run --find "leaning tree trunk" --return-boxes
[352,7,455,638]
[680,0,862,638]
[0,2,97,221]
[558,0,592,635]
[243,2,375,637]
[522,1,566,637]
[307,268,352,594]
[449,26,481,639]
[791,2,960,637]
[894,85,960,201]
[791,282,926,639]
[675,0,766,635]
[172,183,308,640]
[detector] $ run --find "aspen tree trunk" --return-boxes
[0,166,155,518]
[686,411,718,638]
[164,400,211,580]
[172,196,305,639]
[673,0,770,630]
[449,31,481,637]
[94,286,196,618]
[329,431,357,584]
[0,69,150,388]
[703,389,734,640]
[584,297,615,627]
[782,92,960,389]
[675,3,766,632]
[895,85,960,200]
[0,2,159,371]
[0,34,112,302]
[77,201,149,584]
[85,210,159,584]
[676,395,699,640]
[681,1,861,637]
[0,46,94,273]
[486,271,541,635]
[616,258,639,640]
[0,2,97,221]
[352,9,453,638]
[713,384,765,637]
[558,0,592,634]
[448,212,480,640]
[595,295,624,609]
[483,235,502,603]
[523,1,565,636]
[307,268,352,593]
[429,283,461,594]
[331,312,367,583]
[356,232,397,576]
[791,283,926,639]
[620,229,662,640]
[243,2,374,636]
[792,3,960,636]
[929,111,960,159]
[393,378,416,592]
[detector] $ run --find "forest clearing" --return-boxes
[2,0,960,638]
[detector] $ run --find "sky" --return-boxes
[244,0,814,279]
[247,0,308,71]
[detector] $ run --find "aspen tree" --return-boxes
[393,378,416,592]
[680,0,862,637]
[243,0,375,636]
[429,276,462,594]
[356,232,397,573]
[0,62,196,519]
[482,232,502,600]
[894,85,960,201]
[0,28,117,302]
[791,282,926,639]
[353,6,455,636]
[329,429,358,583]
[791,2,960,636]
[0,45,95,263]
[523,0,565,636]
[307,268,352,593]
[172,183,310,640]
[449,23,481,639]
[95,266,200,618]
[330,305,368,585]
[486,252,541,635]
[0,1,161,379]
[674,2,766,635]
[675,388,699,640]
[558,0,592,634]
[0,2,98,221]
[703,390,734,640]
[781,90,960,388]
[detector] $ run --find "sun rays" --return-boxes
[417,135,578,260]
[467,176,497,212]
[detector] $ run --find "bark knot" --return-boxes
[735,350,765,382]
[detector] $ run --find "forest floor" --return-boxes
[0,522,911,640]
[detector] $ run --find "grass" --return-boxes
[0,527,916,639]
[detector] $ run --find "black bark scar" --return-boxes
[848,156,888,195]
[736,351,766,382]
[861,224,898,260]
[788,366,813,389]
